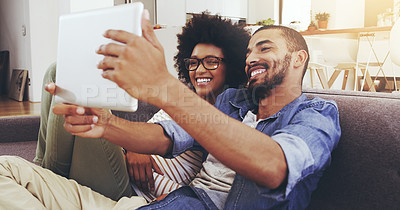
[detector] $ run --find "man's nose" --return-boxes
[246,52,259,66]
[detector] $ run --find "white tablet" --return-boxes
[55,3,143,112]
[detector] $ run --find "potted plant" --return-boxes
[315,12,330,29]
[256,18,275,26]
[307,21,317,31]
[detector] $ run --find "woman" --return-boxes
[35,13,250,202]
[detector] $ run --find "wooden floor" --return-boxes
[0,95,41,117]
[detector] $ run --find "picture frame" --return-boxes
[8,69,28,102]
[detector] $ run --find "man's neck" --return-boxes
[256,85,302,120]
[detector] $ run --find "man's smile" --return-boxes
[247,64,269,80]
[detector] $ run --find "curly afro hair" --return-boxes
[174,13,250,91]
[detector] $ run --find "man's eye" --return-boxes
[261,47,270,52]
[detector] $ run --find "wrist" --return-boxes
[102,114,120,139]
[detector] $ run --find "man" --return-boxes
[0,10,340,209]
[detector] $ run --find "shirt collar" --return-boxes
[229,89,307,120]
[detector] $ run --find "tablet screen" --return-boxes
[55,3,143,112]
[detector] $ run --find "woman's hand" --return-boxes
[52,103,112,139]
[125,151,163,192]
[45,82,56,95]
[45,82,111,138]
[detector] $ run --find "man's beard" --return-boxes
[247,54,291,101]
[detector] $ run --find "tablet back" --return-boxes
[55,3,143,112]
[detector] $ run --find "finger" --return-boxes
[45,82,56,95]
[64,122,93,133]
[133,165,142,190]
[96,43,125,57]
[146,163,155,192]
[97,56,119,70]
[64,115,98,125]
[139,165,149,192]
[127,163,135,181]
[141,9,162,50]
[151,157,164,175]
[53,104,86,115]
[101,70,116,83]
[103,30,137,45]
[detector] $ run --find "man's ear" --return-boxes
[293,50,308,69]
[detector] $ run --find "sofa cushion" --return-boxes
[304,89,400,209]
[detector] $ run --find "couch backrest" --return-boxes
[111,100,160,122]
[304,89,400,209]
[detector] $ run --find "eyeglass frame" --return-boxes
[183,56,225,71]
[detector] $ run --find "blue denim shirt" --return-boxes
[157,88,341,209]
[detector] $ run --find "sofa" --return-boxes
[1,88,399,209]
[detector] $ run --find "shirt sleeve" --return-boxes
[147,109,172,123]
[270,100,341,198]
[155,120,204,158]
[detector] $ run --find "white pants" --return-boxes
[0,156,147,210]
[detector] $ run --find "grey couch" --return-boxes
[1,89,399,209]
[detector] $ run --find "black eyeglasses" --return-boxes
[184,56,224,71]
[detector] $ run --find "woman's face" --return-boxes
[189,43,227,104]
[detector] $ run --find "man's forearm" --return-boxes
[158,79,288,189]
[103,115,172,156]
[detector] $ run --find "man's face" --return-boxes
[245,29,292,99]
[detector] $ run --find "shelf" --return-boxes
[300,26,393,36]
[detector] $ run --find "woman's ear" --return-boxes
[293,50,308,69]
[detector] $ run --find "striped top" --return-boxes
[131,110,204,202]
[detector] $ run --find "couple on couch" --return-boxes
[0,10,340,210]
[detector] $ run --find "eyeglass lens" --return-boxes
[185,57,221,71]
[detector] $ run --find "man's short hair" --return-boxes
[253,25,310,76]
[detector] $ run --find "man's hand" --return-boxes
[96,9,177,106]
[125,151,163,192]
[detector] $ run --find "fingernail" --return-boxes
[143,9,150,20]
[91,124,95,129]
[76,107,85,114]
[97,45,103,52]
[46,83,54,89]
[92,116,98,123]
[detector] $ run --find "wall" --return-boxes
[282,0,311,30]
[312,0,365,29]
[0,0,31,96]
[364,0,393,27]
[248,0,279,24]
[157,0,186,26]
[154,27,182,78]
[28,0,59,102]
[70,0,114,13]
